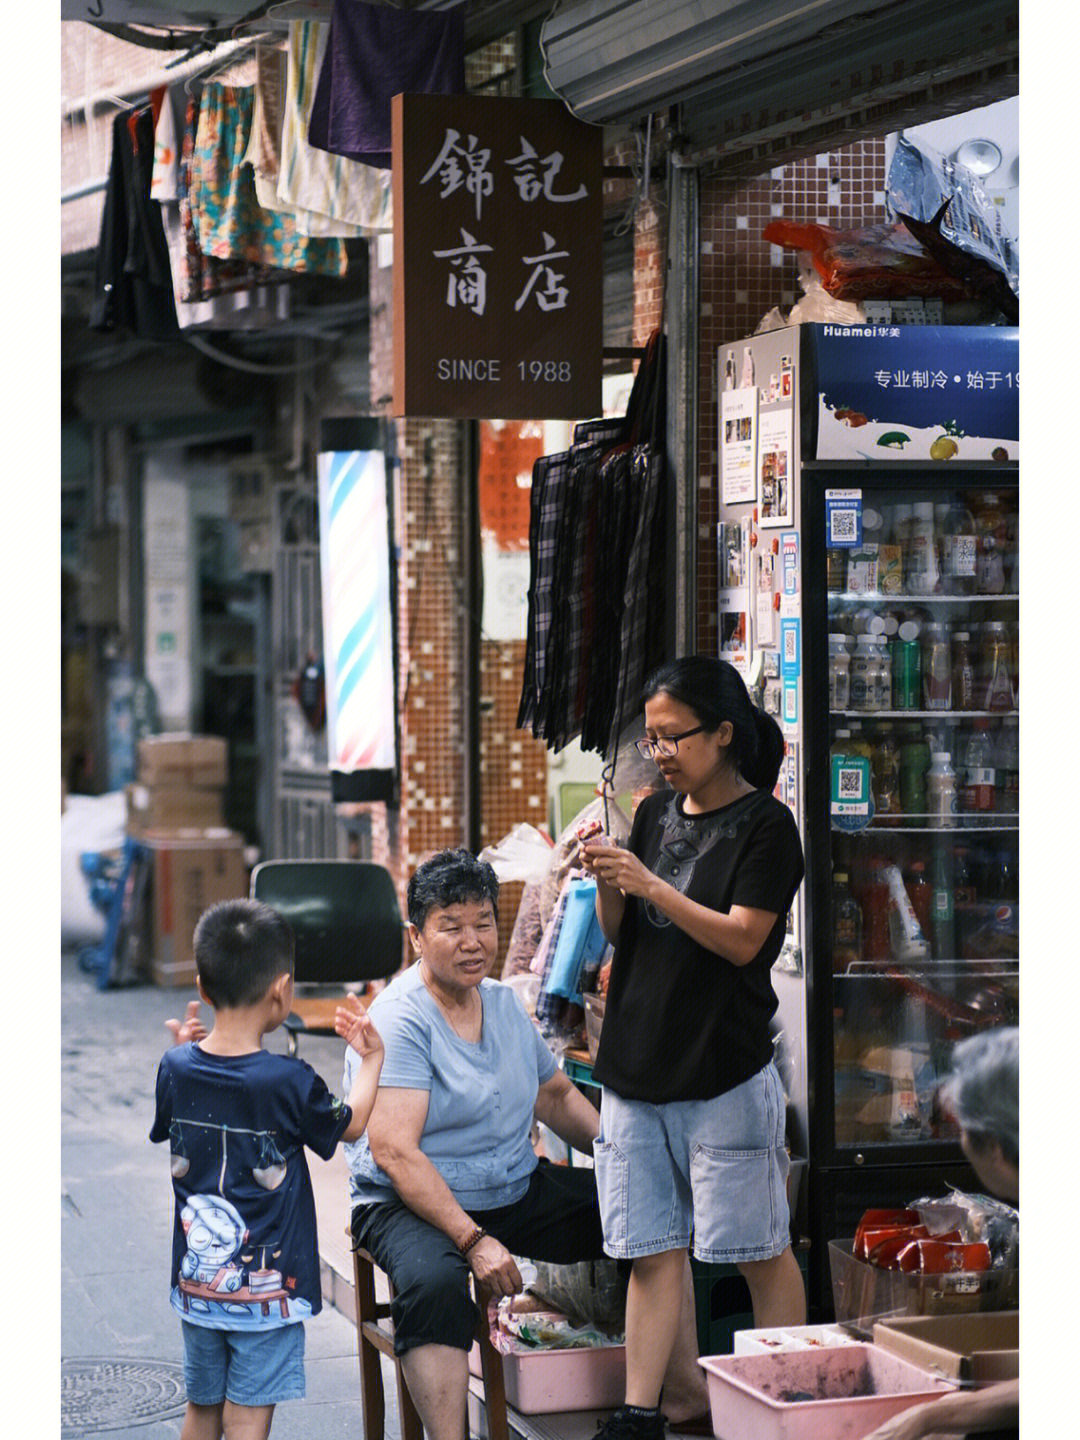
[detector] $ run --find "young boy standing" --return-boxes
[151,898,383,1440]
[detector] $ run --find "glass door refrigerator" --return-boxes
[716,322,1019,1320]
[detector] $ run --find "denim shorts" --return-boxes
[181,1320,306,1407]
[594,1062,791,1264]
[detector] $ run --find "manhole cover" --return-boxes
[61,1358,187,1435]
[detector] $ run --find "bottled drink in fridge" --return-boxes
[926,751,958,828]
[939,498,978,594]
[952,845,978,955]
[893,502,913,590]
[907,501,940,594]
[878,506,905,595]
[929,846,955,960]
[973,492,1007,594]
[951,630,976,711]
[994,715,1019,813]
[871,723,902,825]
[892,620,921,709]
[861,857,893,962]
[960,720,996,813]
[829,634,851,710]
[827,547,846,593]
[832,870,863,973]
[899,727,930,818]
[921,622,952,710]
[981,620,1016,710]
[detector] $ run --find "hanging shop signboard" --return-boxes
[392,92,603,420]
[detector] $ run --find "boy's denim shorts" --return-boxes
[181,1319,306,1407]
[594,1062,791,1264]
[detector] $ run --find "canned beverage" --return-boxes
[891,622,921,709]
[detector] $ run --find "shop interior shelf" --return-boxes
[831,710,1017,720]
[828,592,1018,604]
[847,819,1018,833]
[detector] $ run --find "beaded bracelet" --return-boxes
[458,1225,487,1256]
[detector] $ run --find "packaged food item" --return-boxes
[761,217,972,301]
[883,863,931,960]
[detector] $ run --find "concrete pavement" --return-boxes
[60,947,403,1440]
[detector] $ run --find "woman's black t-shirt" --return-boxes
[591,787,805,1103]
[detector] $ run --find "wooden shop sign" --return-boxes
[392,92,603,420]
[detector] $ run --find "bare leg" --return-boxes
[400,1342,470,1440]
[737,1246,806,1329]
[623,1248,687,1409]
[181,1402,224,1440]
[659,1253,710,1423]
[221,1402,275,1439]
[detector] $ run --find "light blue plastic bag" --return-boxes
[544,878,607,1005]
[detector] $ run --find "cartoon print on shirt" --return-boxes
[169,1119,316,1327]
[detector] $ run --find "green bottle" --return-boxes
[930,846,955,960]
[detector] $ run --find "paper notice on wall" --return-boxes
[720,384,758,504]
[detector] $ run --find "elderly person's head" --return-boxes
[941,1026,1018,1202]
[406,848,500,931]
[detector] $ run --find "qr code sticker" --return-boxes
[838,766,863,799]
[830,508,858,543]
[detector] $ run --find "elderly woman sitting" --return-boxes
[342,848,707,1440]
[862,1026,1019,1440]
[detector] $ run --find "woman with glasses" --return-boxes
[580,655,806,1440]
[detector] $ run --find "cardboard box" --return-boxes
[138,734,229,789]
[828,1240,1018,1337]
[148,831,248,987]
[871,1312,1018,1386]
[699,1345,955,1440]
[468,1341,625,1414]
[127,783,225,835]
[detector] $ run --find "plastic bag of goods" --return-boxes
[886,133,1018,322]
[762,217,971,302]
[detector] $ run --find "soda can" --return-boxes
[892,629,921,710]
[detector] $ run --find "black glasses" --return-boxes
[635,726,704,760]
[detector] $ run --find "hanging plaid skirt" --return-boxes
[188,82,347,276]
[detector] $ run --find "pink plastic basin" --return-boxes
[699,1343,954,1440]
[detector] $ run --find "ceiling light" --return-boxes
[952,139,1003,177]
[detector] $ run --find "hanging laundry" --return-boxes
[189,82,348,276]
[90,104,180,339]
[245,44,287,196]
[306,0,465,167]
[152,88,290,331]
[272,21,392,237]
[177,92,277,304]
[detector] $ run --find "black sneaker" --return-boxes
[594,1407,666,1440]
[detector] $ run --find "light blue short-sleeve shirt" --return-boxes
[344,965,558,1211]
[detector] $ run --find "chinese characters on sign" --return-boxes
[393,94,603,419]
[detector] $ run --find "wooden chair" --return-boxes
[250,860,406,1056]
[352,1244,511,1440]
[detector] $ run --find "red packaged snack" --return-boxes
[854,1208,921,1259]
[866,1227,931,1270]
[761,219,971,302]
[575,818,606,844]
[896,1238,991,1274]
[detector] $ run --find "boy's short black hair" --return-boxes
[406,848,499,931]
[193,899,295,1010]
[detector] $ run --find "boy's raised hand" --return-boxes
[164,1000,208,1046]
[335,993,384,1060]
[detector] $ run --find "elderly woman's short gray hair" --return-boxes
[941,1026,1018,1169]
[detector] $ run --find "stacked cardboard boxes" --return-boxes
[127,735,249,987]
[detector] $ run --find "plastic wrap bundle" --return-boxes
[887,134,1018,322]
[762,217,971,302]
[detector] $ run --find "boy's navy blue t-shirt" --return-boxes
[150,1043,351,1330]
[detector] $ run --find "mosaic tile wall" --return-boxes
[683,141,887,653]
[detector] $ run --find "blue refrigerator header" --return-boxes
[804,324,1019,462]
